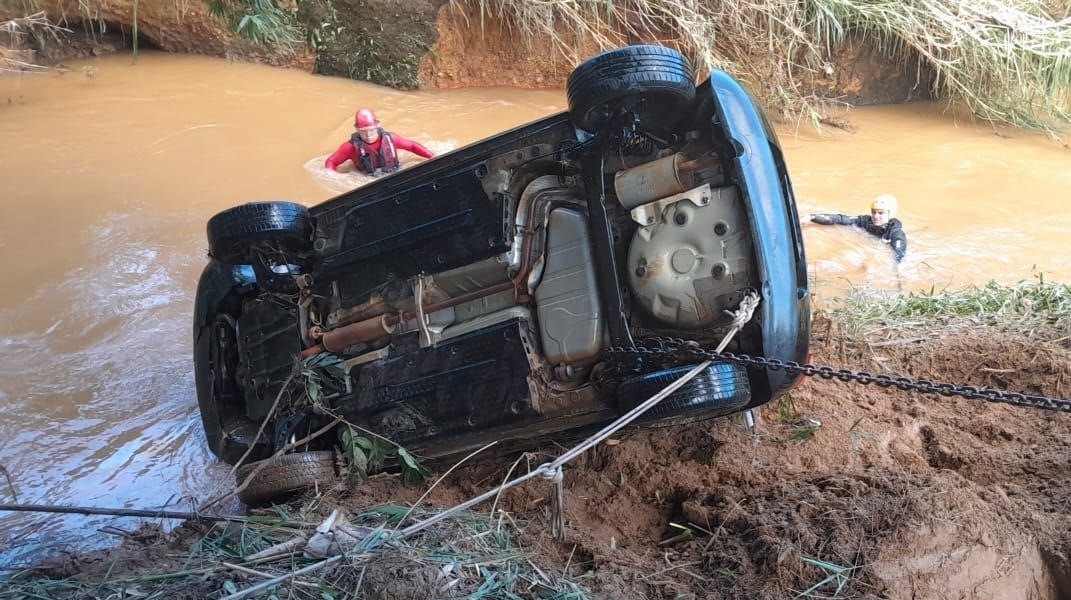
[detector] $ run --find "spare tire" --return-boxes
[207,201,312,264]
[567,45,696,133]
[617,362,750,426]
[235,451,337,505]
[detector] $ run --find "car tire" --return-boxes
[194,315,225,457]
[567,45,696,133]
[235,451,337,505]
[616,362,750,426]
[207,201,312,264]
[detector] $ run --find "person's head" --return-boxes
[870,194,897,227]
[354,108,381,144]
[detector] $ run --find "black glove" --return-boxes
[810,214,834,225]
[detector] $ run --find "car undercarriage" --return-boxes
[193,45,810,503]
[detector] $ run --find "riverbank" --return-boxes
[4,0,1070,130]
[5,280,1070,599]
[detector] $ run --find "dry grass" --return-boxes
[460,0,1071,132]
[0,11,70,72]
[0,501,590,599]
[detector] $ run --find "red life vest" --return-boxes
[350,129,400,175]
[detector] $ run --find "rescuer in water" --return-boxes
[810,194,908,262]
[324,107,435,176]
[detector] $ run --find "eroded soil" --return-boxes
[19,325,1071,599]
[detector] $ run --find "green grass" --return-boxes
[827,275,1071,336]
[205,0,302,52]
[793,555,861,598]
[462,0,1071,132]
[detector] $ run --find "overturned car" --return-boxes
[193,46,810,502]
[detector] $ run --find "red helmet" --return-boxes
[355,108,378,128]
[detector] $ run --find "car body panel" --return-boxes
[706,69,810,400]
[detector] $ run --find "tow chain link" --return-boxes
[605,337,1071,414]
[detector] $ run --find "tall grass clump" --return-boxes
[463,0,1071,132]
[828,275,1071,336]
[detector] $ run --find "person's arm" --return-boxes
[390,133,435,159]
[324,141,356,171]
[887,221,908,262]
[810,213,860,226]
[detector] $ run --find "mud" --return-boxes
[23,325,1071,599]
[337,326,1071,599]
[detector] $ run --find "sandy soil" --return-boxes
[18,324,1071,599]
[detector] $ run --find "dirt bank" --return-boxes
[418,2,933,107]
[2,0,930,106]
[0,0,314,68]
[13,322,1070,599]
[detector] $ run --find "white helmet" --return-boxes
[871,194,897,216]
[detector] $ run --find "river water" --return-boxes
[0,52,1068,564]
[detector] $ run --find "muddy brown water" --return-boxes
[0,51,1068,565]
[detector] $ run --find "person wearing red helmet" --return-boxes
[324,107,435,175]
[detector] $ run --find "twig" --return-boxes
[0,503,258,523]
[219,555,342,600]
[489,452,528,526]
[222,562,275,579]
[99,526,137,539]
[320,406,409,450]
[243,535,309,561]
[0,465,18,502]
[867,337,926,347]
[227,370,296,481]
[393,441,497,532]
[563,544,577,577]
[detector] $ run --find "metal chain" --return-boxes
[605,337,1071,414]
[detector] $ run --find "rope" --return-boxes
[395,291,761,541]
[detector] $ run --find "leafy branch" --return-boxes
[300,354,431,487]
[340,426,430,486]
[204,0,302,52]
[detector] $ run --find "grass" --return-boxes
[847,417,879,451]
[462,0,1071,132]
[0,503,591,599]
[827,274,1071,337]
[790,419,823,445]
[793,555,861,599]
[205,0,302,52]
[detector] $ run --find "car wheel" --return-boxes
[616,362,751,426]
[567,45,696,134]
[235,451,337,505]
[207,201,312,264]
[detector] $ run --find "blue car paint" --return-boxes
[706,69,811,398]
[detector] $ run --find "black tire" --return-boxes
[193,319,224,457]
[567,45,696,133]
[207,201,312,264]
[617,362,751,426]
[235,451,337,505]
